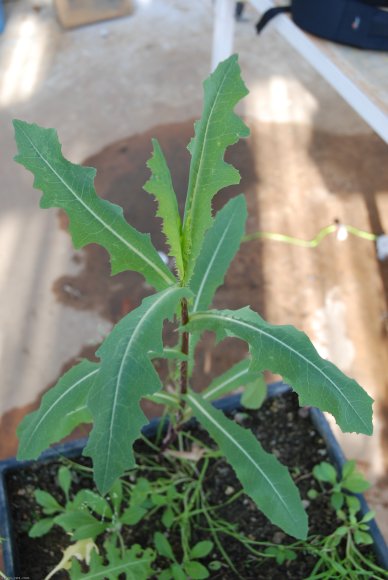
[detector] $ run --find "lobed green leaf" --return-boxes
[13,120,175,291]
[84,287,190,493]
[188,308,373,435]
[144,138,184,278]
[182,55,249,281]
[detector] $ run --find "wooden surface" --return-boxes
[307,31,388,118]
[55,0,134,29]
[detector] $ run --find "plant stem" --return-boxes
[179,297,189,408]
[161,298,189,451]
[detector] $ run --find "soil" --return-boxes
[5,391,376,579]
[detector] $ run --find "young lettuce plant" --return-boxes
[14,55,373,541]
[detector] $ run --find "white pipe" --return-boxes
[211,0,236,71]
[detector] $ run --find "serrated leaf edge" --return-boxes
[191,311,372,434]
[14,121,174,288]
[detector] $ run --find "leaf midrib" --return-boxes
[203,366,249,400]
[19,125,172,286]
[187,393,295,522]
[103,288,178,485]
[183,58,234,252]
[22,367,99,447]
[192,312,369,431]
[192,207,236,311]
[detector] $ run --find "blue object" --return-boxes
[256,0,388,52]
[1,382,387,575]
[0,0,5,33]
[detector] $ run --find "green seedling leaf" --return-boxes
[345,495,361,513]
[109,479,123,514]
[151,493,168,507]
[313,462,338,485]
[284,548,297,562]
[190,195,247,312]
[337,509,347,521]
[188,308,373,435]
[186,392,308,539]
[34,490,63,514]
[209,561,222,571]
[201,359,257,402]
[189,540,214,559]
[17,360,98,460]
[121,504,148,525]
[264,546,297,565]
[182,55,249,281]
[13,120,175,291]
[334,525,349,538]
[72,523,109,541]
[162,507,175,528]
[341,461,371,493]
[154,531,175,561]
[264,546,296,565]
[144,138,184,278]
[241,374,267,410]
[342,474,371,494]
[132,477,152,499]
[361,510,375,523]
[342,459,356,479]
[29,517,55,538]
[184,561,209,579]
[73,489,113,519]
[84,287,190,493]
[171,564,187,580]
[354,530,373,545]
[330,491,344,511]
[55,510,103,533]
[70,541,154,579]
[58,466,72,500]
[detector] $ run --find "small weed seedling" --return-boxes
[28,452,387,578]
[14,55,375,574]
[303,460,386,579]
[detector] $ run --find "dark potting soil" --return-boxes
[5,392,373,579]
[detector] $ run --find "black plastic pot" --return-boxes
[1,382,388,576]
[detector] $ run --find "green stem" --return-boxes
[180,297,189,405]
[243,223,377,248]
[160,298,190,451]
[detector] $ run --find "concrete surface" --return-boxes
[0,0,387,545]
